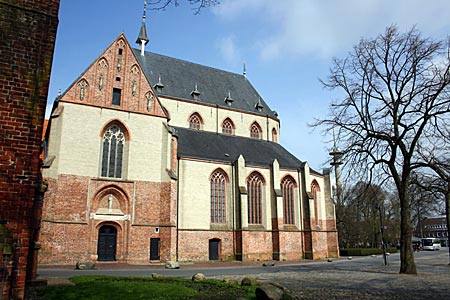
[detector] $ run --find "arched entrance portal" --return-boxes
[97,225,117,261]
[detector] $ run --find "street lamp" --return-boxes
[376,202,388,266]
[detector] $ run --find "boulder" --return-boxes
[75,262,95,270]
[192,273,206,281]
[151,273,162,279]
[241,276,259,286]
[255,282,289,300]
[165,261,180,269]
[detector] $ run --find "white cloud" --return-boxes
[214,0,450,61]
[215,34,241,64]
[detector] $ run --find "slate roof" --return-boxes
[173,126,304,170]
[132,48,278,119]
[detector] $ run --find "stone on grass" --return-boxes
[192,273,205,281]
[151,273,162,279]
[75,262,96,270]
[222,277,239,285]
[165,261,180,269]
[241,276,259,286]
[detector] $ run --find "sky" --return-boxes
[47,0,450,171]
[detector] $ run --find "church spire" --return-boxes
[136,1,149,56]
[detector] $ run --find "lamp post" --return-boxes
[376,202,388,266]
[329,143,343,206]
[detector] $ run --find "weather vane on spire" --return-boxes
[137,0,149,56]
[143,0,147,21]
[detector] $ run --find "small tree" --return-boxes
[316,25,450,274]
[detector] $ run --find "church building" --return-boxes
[39,15,338,264]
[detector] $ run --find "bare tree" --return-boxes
[148,0,219,14]
[337,181,400,249]
[315,25,450,274]
[416,131,450,263]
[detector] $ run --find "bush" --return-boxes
[340,247,397,256]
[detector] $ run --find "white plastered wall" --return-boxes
[304,164,328,223]
[160,97,280,141]
[177,159,233,229]
[46,102,169,182]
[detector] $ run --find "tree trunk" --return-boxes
[399,185,417,274]
[445,181,450,265]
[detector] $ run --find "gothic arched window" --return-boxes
[272,128,278,142]
[210,169,227,224]
[188,113,203,130]
[250,122,262,139]
[281,176,296,225]
[101,124,126,178]
[222,118,235,135]
[247,172,264,224]
[311,180,321,224]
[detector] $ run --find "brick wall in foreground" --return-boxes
[0,1,59,298]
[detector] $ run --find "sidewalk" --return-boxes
[37,258,317,270]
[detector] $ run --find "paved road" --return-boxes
[38,248,450,300]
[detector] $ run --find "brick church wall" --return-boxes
[177,230,234,261]
[0,0,59,298]
[241,230,273,261]
[40,174,177,264]
[278,230,303,260]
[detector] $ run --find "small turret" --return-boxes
[136,1,149,56]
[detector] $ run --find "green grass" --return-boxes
[38,275,257,300]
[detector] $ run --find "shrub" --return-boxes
[340,247,397,256]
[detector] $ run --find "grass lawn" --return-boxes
[37,276,257,300]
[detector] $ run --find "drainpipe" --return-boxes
[176,157,180,261]
[231,161,235,259]
[297,168,305,258]
[216,105,219,134]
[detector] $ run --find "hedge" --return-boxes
[339,247,398,256]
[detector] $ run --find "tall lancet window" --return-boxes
[281,176,295,225]
[247,172,264,224]
[101,125,125,178]
[311,180,320,225]
[210,169,227,224]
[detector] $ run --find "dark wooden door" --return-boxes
[150,238,160,260]
[97,225,117,261]
[209,239,220,260]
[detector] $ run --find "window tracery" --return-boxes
[101,124,126,178]
[311,180,320,225]
[250,122,262,139]
[222,118,234,135]
[281,176,295,225]
[188,113,203,130]
[247,172,263,224]
[210,170,227,224]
